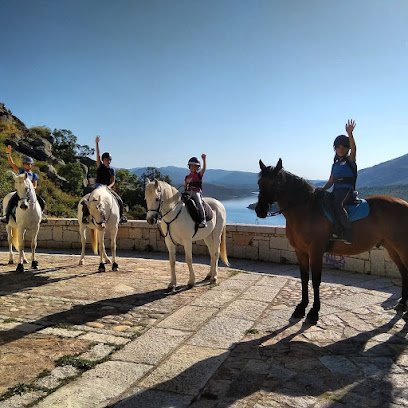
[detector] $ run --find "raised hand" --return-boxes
[345,119,356,135]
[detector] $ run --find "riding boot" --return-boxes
[37,196,48,223]
[111,191,127,223]
[0,214,9,224]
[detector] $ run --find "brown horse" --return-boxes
[255,158,408,324]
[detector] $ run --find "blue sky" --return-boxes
[1,0,407,179]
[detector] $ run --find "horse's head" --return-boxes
[145,179,162,225]
[255,158,283,218]
[87,189,108,229]
[14,173,35,210]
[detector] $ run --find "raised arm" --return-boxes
[346,119,356,162]
[95,135,101,166]
[6,145,19,173]
[199,153,207,177]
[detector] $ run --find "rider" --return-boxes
[184,154,207,228]
[320,119,357,244]
[82,136,127,224]
[1,145,47,224]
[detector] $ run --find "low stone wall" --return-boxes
[0,219,399,279]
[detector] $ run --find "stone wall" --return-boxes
[0,219,399,279]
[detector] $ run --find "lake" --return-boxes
[221,195,286,226]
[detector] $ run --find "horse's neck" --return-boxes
[277,173,313,215]
[161,182,180,214]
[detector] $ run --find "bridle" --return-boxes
[147,187,183,245]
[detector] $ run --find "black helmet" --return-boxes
[187,157,200,167]
[101,152,112,160]
[333,134,350,149]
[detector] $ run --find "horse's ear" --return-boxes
[259,160,267,171]
[154,179,159,188]
[145,178,150,185]
[24,173,28,179]
[276,158,283,172]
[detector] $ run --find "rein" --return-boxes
[147,188,184,245]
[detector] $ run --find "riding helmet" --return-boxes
[101,152,112,160]
[333,134,350,149]
[187,157,201,167]
[23,156,34,164]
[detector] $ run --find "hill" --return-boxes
[356,154,408,188]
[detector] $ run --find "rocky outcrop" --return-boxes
[0,103,93,186]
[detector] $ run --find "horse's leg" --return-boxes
[102,232,111,264]
[166,238,177,291]
[385,246,408,312]
[305,249,324,325]
[203,233,219,284]
[98,231,106,272]
[30,225,40,269]
[291,250,310,319]
[78,224,87,266]
[183,241,196,289]
[7,225,13,264]
[16,228,25,273]
[111,227,119,271]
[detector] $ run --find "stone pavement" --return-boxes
[0,249,407,408]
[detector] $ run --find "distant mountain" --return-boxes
[130,166,258,190]
[356,154,408,188]
[131,152,408,200]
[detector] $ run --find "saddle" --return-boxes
[181,193,214,224]
[319,190,370,224]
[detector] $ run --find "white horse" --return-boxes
[77,185,120,272]
[145,179,229,290]
[2,173,42,272]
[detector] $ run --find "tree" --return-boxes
[52,129,94,162]
[141,167,172,185]
[58,162,85,196]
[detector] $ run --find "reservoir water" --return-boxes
[221,195,286,226]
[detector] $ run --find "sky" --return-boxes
[1,0,407,179]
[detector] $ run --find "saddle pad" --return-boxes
[323,199,370,223]
[186,199,214,223]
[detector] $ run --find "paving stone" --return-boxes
[40,327,83,338]
[140,345,227,396]
[187,316,254,349]
[190,289,239,308]
[217,299,269,321]
[0,391,47,408]
[113,327,191,365]
[80,344,115,361]
[34,361,152,408]
[111,387,192,408]
[157,305,218,331]
[77,332,130,345]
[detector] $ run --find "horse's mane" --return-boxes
[259,166,315,204]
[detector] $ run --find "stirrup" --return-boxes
[119,216,128,224]
[82,217,89,225]
[0,216,9,224]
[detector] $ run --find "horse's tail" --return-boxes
[220,226,229,266]
[11,227,19,250]
[90,229,98,255]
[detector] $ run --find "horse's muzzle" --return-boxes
[146,214,158,225]
[255,204,267,219]
[20,202,28,210]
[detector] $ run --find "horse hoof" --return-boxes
[187,283,195,289]
[31,260,38,269]
[23,259,28,264]
[112,262,119,271]
[98,263,106,272]
[16,263,24,273]
[209,277,217,284]
[78,260,84,266]
[291,305,306,319]
[204,274,211,281]
[8,260,14,265]
[394,302,407,314]
[306,310,319,325]
[167,284,176,292]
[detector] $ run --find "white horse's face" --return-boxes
[145,180,161,225]
[14,174,33,210]
[88,198,107,229]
